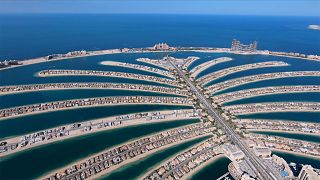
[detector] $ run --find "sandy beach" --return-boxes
[100,61,174,78]
[271,148,320,160]
[0,83,187,96]
[37,70,179,87]
[1,47,319,73]
[191,49,320,62]
[185,154,226,180]
[0,96,192,120]
[207,71,320,93]
[248,129,320,137]
[213,85,320,104]
[190,57,233,78]
[0,112,200,158]
[140,138,213,179]
[0,49,122,71]
[41,133,211,179]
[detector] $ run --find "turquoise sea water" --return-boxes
[205,54,320,87]
[190,156,231,180]
[0,119,199,180]
[251,131,320,144]
[273,151,320,169]
[0,53,177,86]
[101,135,211,180]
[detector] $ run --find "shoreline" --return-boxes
[0,96,192,121]
[0,111,199,158]
[206,71,320,94]
[0,83,187,96]
[198,61,290,86]
[40,128,211,179]
[0,49,122,71]
[248,129,320,137]
[2,47,319,72]
[36,70,180,87]
[76,135,210,180]
[186,154,226,180]
[0,102,192,121]
[140,138,212,178]
[99,61,174,79]
[271,148,320,160]
[224,102,320,115]
[189,57,233,78]
[212,85,320,104]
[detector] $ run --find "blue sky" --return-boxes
[1,0,319,16]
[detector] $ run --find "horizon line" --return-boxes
[0,12,319,17]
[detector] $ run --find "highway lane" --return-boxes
[167,57,280,180]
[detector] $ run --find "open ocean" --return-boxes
[0,14,319,60]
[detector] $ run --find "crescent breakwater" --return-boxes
[197,61,290,86]
[42,122,214,180]
[206,71,320,94]
[1,46,319,71]
[223,102,320,115]
[0,83,188,96]
[189,57,233,78]
[100,61,174,79]
[38,70,180,87]
[0,96,193,120]
[0,109,199,157]
[212,85,320,104]
[142,137,225,180]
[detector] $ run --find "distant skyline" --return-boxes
[0,0,320,16]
